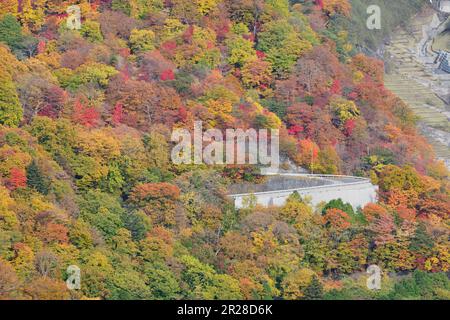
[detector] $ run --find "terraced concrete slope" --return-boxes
[384,8,450,167]
[433,30,450,51]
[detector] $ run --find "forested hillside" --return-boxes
[346,0,425,50]
[0,0,449,300]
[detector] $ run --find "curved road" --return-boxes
[229,174,378,210]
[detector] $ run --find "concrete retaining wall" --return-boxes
[229,174,378,210]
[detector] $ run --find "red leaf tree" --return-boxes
[72,98,99,128]
[111,102,123,126]
[8,168,27,190]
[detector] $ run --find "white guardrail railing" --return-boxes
[228,173,373,197]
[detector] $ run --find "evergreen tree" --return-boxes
[409,222,434,253]
[26,160,50,194]
[0,14,23,50]
[303,276,324,300]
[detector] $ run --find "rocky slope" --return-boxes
[384,8,450,168]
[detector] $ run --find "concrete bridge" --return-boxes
[228,174,378,210]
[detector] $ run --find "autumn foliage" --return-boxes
[0,0,447,300]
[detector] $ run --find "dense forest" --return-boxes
[0,0,449,300]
